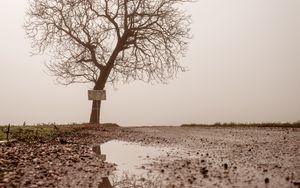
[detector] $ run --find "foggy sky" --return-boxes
[0,0,299,126]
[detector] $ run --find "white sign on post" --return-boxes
[88,90,106,101]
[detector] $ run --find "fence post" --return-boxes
[6,124,10,141]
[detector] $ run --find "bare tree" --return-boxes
[25,0,193,124]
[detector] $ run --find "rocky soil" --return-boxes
[1,125,299,188]
[0,125,122,188]
[119,126,300,188]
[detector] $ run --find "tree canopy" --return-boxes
[25,0,193,86]
[25,0,194,123]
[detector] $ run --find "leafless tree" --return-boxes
[25,0,193,124]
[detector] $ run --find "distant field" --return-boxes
[181,122,300,128]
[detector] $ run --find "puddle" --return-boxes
[98,140,184,187]
[101,140,173,177]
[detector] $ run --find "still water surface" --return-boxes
[101,140,173,176]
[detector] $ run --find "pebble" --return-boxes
[265,178,270,184]
[223,163,228,170]
[3,178,9,183]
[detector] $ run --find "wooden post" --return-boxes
[6,124,10,141]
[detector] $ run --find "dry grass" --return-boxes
[181,122,300,128]
[0,123,119,142]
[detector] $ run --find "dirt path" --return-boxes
[118,126,300,188]
[1,126,299,188]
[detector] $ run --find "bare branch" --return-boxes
[25,0,194,87]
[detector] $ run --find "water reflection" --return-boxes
[101,140,171,176]
[98,177,112,188]
[97,140,172,187]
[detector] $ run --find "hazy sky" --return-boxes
[0,0,299,126]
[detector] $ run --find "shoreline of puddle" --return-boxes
[93,139,182,188]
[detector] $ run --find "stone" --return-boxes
[265,178,269,184]
[92,145,101,155]
[3,178,9,183]
[223,163,228,170]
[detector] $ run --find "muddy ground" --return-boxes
[0,125,299,188]
[119,126,300,188]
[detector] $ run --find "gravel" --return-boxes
[1,125,299,188]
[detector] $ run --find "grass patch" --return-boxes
[0,125,60,142]
[0,124,76,142]
[181,122,300,128]
[0,123,120,142]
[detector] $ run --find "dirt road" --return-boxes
[1,125,299,187]
[118,126,300,188]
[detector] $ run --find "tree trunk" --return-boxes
[88,45,121,124]
[89,100,102,124]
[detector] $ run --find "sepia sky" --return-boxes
[0,0,299,126]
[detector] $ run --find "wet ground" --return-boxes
[1,125,299,187]
[111,126,300,188]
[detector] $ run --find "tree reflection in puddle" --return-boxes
[98,177,112,188]
[98,140,171,188]
[111,173,164,188]
[99,172,164,188]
